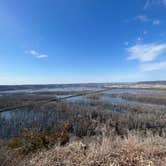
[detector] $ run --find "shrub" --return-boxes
[9,124,70,155]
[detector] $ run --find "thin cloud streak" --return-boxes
[26,50,48,59]
[127,43,166,62]
[135,15,150,22]
[144,0,166,9]
[37,54,48,58]
[29,50,38,56]
[153,20,161,25]
[135,14,161,25]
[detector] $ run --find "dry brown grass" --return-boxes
[18,133,166,166]
[105,84,166,90]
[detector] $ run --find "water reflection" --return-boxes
[100,96,128,104]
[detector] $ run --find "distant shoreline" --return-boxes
[105,83,166,90]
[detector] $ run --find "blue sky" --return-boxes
[0,0,166,84]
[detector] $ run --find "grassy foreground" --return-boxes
[1,132,166,166]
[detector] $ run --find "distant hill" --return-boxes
[0,83,106,92]
[1,81,166,92]
[138,81,166,85]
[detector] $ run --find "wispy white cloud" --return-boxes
[29,50,38,56]
[141,61,166,71]
[143,30,148,35]
[127,43,166,62]
[127,43,166,72]
[144,0,151,9]
[137,37,142,41]
[135,15,150,22]
[135,14,161,25]
[26,50,48,59]
[144,0,166,9]
[36,54,48,58]
[153,19,161,25]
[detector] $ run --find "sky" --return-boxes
[0,0,166,84]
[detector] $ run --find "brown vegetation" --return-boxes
[2,133,166,166]
[1,88,166,165]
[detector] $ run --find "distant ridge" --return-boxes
[0,83,106,92]
[1,81,166,92]
[138,81,166,85]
